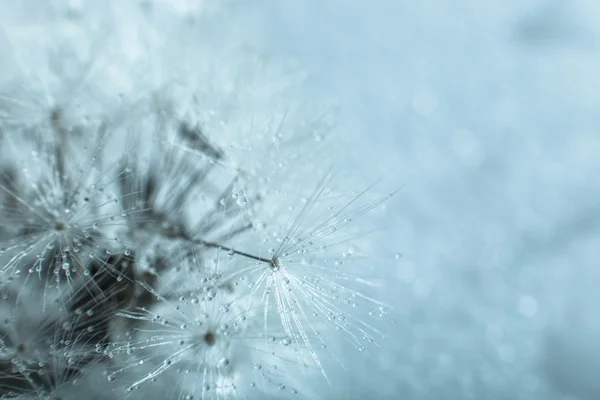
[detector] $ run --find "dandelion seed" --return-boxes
[0,132,133,300]
[194,171,399,383]
[112,257,306,399]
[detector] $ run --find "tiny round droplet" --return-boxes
[217,358,229,368]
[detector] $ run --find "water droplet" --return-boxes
[281,337,291,346]
[217,358,229,369]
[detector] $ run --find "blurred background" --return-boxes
[252,0,600,399]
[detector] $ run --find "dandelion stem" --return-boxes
[193,239,279,269]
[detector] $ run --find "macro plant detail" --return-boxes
[0,2,397,399]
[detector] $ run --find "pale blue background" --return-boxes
[252,1,600,399]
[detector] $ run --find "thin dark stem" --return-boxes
[193,239,278,269]
[170,224,279,269]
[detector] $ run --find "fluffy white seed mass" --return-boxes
[0,2,396,399]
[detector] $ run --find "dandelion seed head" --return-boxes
[0,2,397,398]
